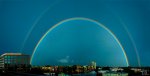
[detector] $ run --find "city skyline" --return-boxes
[0,52,149,76]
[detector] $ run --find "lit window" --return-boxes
[4,56,7,59]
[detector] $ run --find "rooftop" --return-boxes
[1,53,27,56]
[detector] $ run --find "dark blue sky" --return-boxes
[0,0,150,66]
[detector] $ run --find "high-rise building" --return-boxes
[0,53,30,72]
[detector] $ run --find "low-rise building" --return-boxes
[0,53,30,72]
[102,72,128,76]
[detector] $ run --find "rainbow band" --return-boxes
[30,17,129,66]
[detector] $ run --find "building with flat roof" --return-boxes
[0,53,30,72]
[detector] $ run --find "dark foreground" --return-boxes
[0,67,150,76]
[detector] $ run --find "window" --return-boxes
[4,56,7,59]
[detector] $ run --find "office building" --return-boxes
[0,53,30,72]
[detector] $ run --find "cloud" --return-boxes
[71,60,74,63]
[58,56,69,64]
[58,59,68,63]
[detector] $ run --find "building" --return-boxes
[0,53,30,72]
[102,72,128,76]
[91,61,96,70]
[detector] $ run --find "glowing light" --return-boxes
[30,17,129,66]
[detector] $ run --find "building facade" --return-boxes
[91,61,96,70]
[0,53,30,72]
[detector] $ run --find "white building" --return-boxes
[91,61,96,69]
[102,72,128,76]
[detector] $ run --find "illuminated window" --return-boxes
[4,56,7,59]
